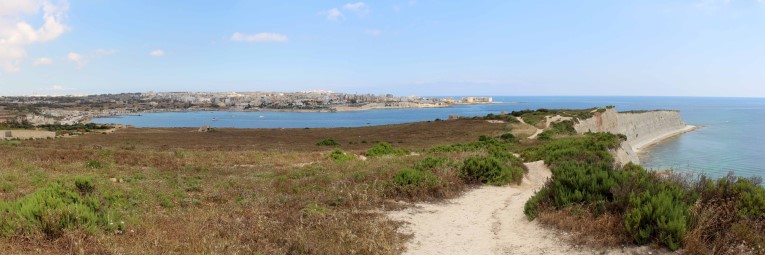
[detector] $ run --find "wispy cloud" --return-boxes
[230,32,288,43]
[149,49,165,57]
[0,0,70,72]
[321,8,343,21]
[95,48,117,56]
[33,57,54,66]
[49,85,74,91]
[344,2,369,15]
[364,29,382,36]
[67,52,85,67]
[322,2,370,21]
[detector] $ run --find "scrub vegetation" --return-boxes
[1,111,762,254]
[522,132,765,253]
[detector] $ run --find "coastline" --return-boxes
[83,101,503,123]
[632,125,698,153]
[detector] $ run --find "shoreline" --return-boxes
[632,125,698,153]
[82,101,506,123]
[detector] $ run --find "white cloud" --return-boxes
[322,8,343,21]
[230,32,288,43]
[49,84,73,91]
[149,49,165,57]
[343,2,369,16]
[95,48,117,56]
[364,29,381,36]
[67,52,85,67]
[32,57,53,65]
[322,2,370,21]
[0,0,70,72]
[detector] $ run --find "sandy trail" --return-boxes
[389,161,661,255]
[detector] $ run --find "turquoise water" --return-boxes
[92,96,765,179]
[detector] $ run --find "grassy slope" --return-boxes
[0,119,516,254]
[1,112,762,254]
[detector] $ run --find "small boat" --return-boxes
[212,118,219,121]
[259,115,265,118]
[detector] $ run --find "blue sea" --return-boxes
[92,96,765,179]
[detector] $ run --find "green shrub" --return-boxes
[0,179,124,238]
[460,156,524,185]
[393,168,439,187]
[85,160,104,169]
[499,133,516,142]
[328,149,355,162]
[1,140,21,147]
[524,184,551,220]
[414,157,450,171]
[365,142,407,157]
[624,185,691,250]
[74,176,95,194]
[316,139,340,146]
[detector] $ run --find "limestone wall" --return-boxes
[574,108,689,166]
[1,130,56,140]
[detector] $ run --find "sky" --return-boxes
[0,0,764,97]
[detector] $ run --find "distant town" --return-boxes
[0,91,493,126]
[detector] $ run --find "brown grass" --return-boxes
[536,206,630,248]
[0,119,509,254]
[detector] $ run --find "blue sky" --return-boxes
[1,0,764,97]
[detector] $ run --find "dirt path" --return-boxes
[388,161,661,255]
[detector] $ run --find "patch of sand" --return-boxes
[388,161,668,255]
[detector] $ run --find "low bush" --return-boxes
[414,157,450,171]
[365,142,407,157]
[390,168,442,199]
[624,183,692,250]
[85,160,105,169]
[316,139,340,146]
[328,149,355,162]
[74,176,96,194]
[392,168,439,187]
[499,133,517,142]
[460,155,524,185]
[0,178,124,238]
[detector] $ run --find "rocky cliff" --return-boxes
[573,108,692,167]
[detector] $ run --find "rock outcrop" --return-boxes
[573,108,692,167]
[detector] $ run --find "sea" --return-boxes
[92,96,765,179]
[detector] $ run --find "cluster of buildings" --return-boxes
[0,91,493,125]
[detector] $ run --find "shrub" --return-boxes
[460,156,524,185]
[624,185,691,250]
[0,179,124,238]
[316,139,340,146]
[1,140,21,147]
[499,133,516,142]
[74,176,95,194]
[365,142,407,157]
[414,157,450,171]
[392,168,439,187]
[328,149,355,162]
[85,160,104,169]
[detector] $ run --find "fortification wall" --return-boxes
[1,130,56,140]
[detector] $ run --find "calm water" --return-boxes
[92,96,765,179]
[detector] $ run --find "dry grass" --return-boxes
[0,119,509,254]
[508,122,537,138]
[537,206,630,248]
